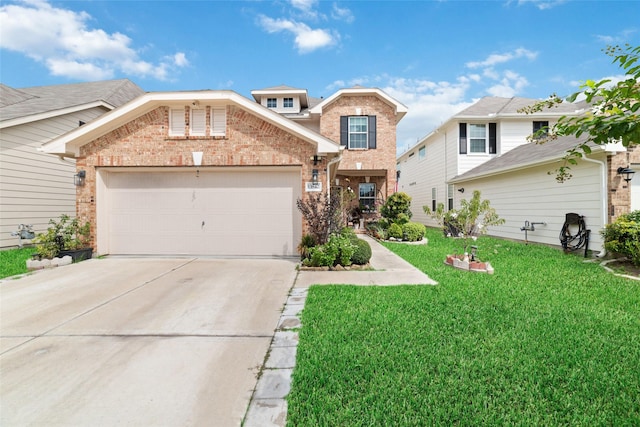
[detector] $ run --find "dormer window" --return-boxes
[533,121,549,139]
[283,98,294,108]
[267,98,277,108]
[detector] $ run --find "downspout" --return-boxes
[326,153,343,199]
[582,155,608,257]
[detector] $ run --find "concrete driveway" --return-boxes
[0,257,297,426]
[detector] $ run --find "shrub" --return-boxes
[297,234,316,261]
[380,192,413,223]
[33,214,91,259]
[366,221,387,240]
[351,239,372,265]
[340,227,358,243]
[388,223,403,239]
[304,233,356,267]
[402,222,426,242]
[602,211,640,266]
[296,192,342,245]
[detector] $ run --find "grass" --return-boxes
[287,228,640,426]
[0,247,34,279]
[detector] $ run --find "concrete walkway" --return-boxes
[244,235,436,426]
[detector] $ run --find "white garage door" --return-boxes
[102,168,302,257]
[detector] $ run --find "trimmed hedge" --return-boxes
[402,222,426,242]
[351,239,372,265]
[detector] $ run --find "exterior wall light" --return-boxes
[458,187,465,193]
[74,170,86,186]
[617,166,636,182]
[312,169,319,182]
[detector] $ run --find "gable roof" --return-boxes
[309,87,408,123]
[450,134,594,183]
[41,90,342,157]
[0,79,144,128]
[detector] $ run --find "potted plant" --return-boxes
[33,214,92,263]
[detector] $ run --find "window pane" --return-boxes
[419,146,426,159]
[284,98,293,108]
[469,124,486,137]
[349,117,368,149]
[470,139,486,152]
[267,98,277,108]
[359,183,376,210]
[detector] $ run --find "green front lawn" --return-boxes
[0,247,34,279]
[287,229,640,426]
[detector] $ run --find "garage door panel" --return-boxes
[104,170,301,256]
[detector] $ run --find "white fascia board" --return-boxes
[0,101,115,129]
[310,88,408,123]
[41,90,340,156]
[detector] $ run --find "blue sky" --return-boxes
[1,0,639,154]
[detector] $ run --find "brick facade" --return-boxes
[76,105,320,248]
[319,95,398,200]
[608,144,640,220]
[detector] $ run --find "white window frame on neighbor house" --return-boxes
[267,98,277,108]
[169,108,185,136]
[359,183,376,212]
[448,184,454,211]
[190,108,206,136]
[533,121,549,139]
[283,97,294,108]
[469,123,487,153]
[210,107,226,137]
[349,116,368,149]
[419,145,426,160]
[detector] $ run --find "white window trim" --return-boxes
[190,108,206,136]
[468,123,488,154]
[169,108,185,136]
[210,107,226,137]
[349,116,368,150]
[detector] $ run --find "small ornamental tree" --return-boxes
[296,192,342,245]
[425,190,505,253]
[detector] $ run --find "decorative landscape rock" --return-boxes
[27,256,72,270]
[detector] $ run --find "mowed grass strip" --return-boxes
[0,247,33,279]
[287,229,640,426]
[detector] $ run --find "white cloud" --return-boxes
[258,15,337,53]
[514,0,567,10]
[332,3,354,23]
[486,70,529,97]
[290,0,318,13]
[466,47,538,69]
[0,0,188,81]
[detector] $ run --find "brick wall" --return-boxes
[318,95,398,198]
[608,144,640,220]
[76,105,319,248]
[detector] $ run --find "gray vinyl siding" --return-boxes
[0,107,107,248]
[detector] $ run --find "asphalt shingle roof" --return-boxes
[454,96,584,117]
[0,79,144,122]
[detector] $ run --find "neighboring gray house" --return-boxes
[0,79,144,248]
[397,96,639,254]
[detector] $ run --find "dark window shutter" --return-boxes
[368,115,377,149]
[489,123,497,154]
[459,123,467,154]
[340,116,348,146]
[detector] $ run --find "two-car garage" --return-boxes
[96,167,302,257]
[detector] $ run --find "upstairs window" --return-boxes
[533,121,549,138]
[419,146,426,160]
[169,108,185,136]
[211,107,226,136]
[469,124,487,153]
[340,116,377,150]
[267,98,277,108]
[459,122,496,154]
[283,97,294,108]
[190,109,206,136]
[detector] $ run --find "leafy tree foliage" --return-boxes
[520,44,640,182]
[296,192,342,245]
